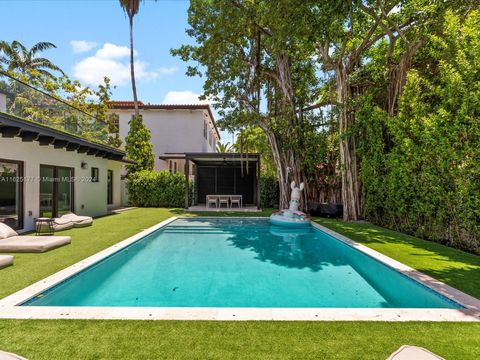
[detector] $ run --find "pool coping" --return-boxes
[0,216,479,322]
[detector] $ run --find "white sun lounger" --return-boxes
[59,213,93,228]
[0,255,13,269]
[0,223,71,253]
[387,345,445,360]
[46,213,93,231]
[0,350,28,359]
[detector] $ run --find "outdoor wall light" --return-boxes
[81,161,88,169]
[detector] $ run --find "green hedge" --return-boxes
[260,175,279,208]
[127,170,189,207]
[357,12,480,253]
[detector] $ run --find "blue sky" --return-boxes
[1,0,236,141]
[1,0,208,105]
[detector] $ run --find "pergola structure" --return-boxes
[184,153,261,209]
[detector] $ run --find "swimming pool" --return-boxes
[24,218,460,309]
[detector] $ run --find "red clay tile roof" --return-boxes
[108,101,145,108]
[108,101,220,139]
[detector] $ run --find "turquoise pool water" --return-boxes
[25,218,461,308]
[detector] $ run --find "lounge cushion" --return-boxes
[0,235,71,253]
[0,255,13,269]
[387,345,444,360]
[51,217,74,231]
[60,213,93,227]
[0,223,18,239]
[0,350,28,360]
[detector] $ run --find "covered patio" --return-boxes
[184,153,261,211]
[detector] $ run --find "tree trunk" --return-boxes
[261,125,306,210]
[129,14,139,116]
[386,40,425,116]
[336,65,361,221]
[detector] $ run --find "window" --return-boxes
[108,113,120,134]
[169,160,172,173]
[173,161,178,173]
[40,165,74,218]
[204,121,207,139]
[91,167,99,182]
[0,159,23,229]
[107,170,113,205]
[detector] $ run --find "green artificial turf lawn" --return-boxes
[314,218,480,299]
[0,320,479,360]
[0,208,479,359]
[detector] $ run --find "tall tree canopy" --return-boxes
[175,0,477,223]
[0,40,64,78]
[119,0,143,116]
[173,0,323,208]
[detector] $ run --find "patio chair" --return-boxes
[230,195,242,208]
[218,196,230,208]
[206,195,218,208]
[0,223,71,253]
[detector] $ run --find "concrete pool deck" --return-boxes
[0,217,479,322]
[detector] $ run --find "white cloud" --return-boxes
[70,40,97,54]
[72,43,166,86]
[95,43,132,59]
[162,91,209,104]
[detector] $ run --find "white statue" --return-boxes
[270,180,310,226]
[288,181,304,212]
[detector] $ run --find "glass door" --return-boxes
[0,159,23,229]
[107,170,113,205]
[57,167,73,216]
[40,165,55,218]
[40,165,73,218]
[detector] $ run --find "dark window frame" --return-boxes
[91,167,99,182]
[0,158,24,230]
[107,169,113,205]
[39,164,75,218]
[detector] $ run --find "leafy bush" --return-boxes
[260,175,279,208]
[127,170,189,207]
[358,11,480,253]
[125,115,155,174]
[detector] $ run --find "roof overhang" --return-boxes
[0,112,127,162]
[185,152,260,166]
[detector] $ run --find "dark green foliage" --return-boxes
[0,40,64,78]
[358,11,480,253]
[124,115,154,174]
[127,170,190,207]
[259,175,278,208]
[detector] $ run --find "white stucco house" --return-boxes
[108,101,220,174]
[0,84,128,232]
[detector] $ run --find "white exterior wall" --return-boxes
[0,137,123,231]
[112,109,218,171]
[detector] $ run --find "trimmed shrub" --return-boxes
[127,170,189,207]
[260,175,279,208]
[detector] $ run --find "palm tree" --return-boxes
[119,0,143,116]
[216,142,233,153]
[0,40,64,78]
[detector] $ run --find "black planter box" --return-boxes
[308,202,343,218]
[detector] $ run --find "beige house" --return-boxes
[0,80,128,232]
[108,102,220,174]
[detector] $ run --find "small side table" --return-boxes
[35,217,55,236]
